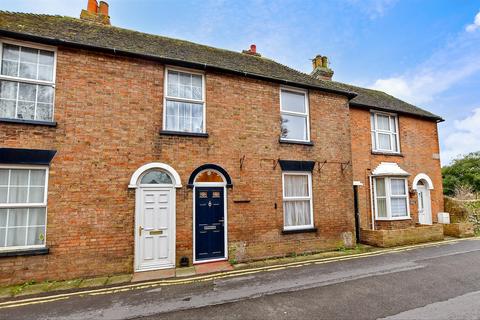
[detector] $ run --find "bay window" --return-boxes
[164,68,205,133]
[0,167,48,250]
[373,177,409,220]
[280,88,310,142]
[282,172,314,230]
[0,41,56,122]
[371,112,400,153]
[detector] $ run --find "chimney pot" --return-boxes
[98,1,109,16]
[87,0,98,13]
[312,55,322,69]
[242,44,261,56]
[321,56,328,68]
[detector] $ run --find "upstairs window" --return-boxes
[0,167,48,250]
[164,68,205,133]
[373,177,409,220]
[280,88,310,142]
[0,41,56,122]
[371,112,400,153]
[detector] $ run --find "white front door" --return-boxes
[136,188,175,271]
[417,185,432,225]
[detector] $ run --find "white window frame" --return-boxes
[0,164,49,252]
[282,171,314,230]
[163,66,206,133]
[0,38,57,122]
[370,111,400,153]
[280,86,310,143]
[373,177,410,221]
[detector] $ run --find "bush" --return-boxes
[442,151,480,196]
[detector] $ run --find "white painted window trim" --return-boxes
[373,176,410,221]
[163,66,206,134]
[279,86,310,143]
[192,169,228,264]
[129,162,182,188]
[282,171,314,230]
[0,164,49,252]
[412,173,434,190]
[370,111,400,154]
[0,37,57,122]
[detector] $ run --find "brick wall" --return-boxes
[0,46,355,285]
[359,224,444,247]
[350,108,444,231]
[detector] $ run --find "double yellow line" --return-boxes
[0,237,477,310]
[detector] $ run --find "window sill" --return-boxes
[282,227,317,235]
[376,217,411,221]
[371,151,403,157]
[279,139,314,146]
[0,118,57,127]
[160,130,209,138]
[0,247,49,258]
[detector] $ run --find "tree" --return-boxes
[442,151,480,196]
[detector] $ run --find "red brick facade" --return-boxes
[0,46,356,285]
[350,107,444,231]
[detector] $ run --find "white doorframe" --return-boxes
[412,173,434,226]
[192,171,228,264]
[129,163,182,272]
[417,184,432,225]
[134,186,176,271]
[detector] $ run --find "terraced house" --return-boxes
[0,1,444,285]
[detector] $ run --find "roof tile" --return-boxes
[0,11,442,121]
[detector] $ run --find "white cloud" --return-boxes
[442,108,480,165]
[371,53,480,105]
[369,10,480,166]
[371,10,480,106]
[371,24,480,105]
[347,0,398,19]
[466,10,480,32]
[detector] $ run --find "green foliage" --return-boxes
[442,151,480,196]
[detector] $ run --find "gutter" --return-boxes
[0,29,358,100]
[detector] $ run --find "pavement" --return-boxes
[1,238,480,320]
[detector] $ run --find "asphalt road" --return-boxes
[1,238,480,320]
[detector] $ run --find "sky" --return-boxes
[2,0,480,166]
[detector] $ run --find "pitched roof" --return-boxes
[0,11,442,121]
[332,82,443,121]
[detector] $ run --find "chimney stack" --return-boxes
[80,0,110,25]
[242,44,261,57]
[310,55,334,80]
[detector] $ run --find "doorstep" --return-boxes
[131,261,234,282]
[194,261,234,275]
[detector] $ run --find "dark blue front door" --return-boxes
[195,187,225,261]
